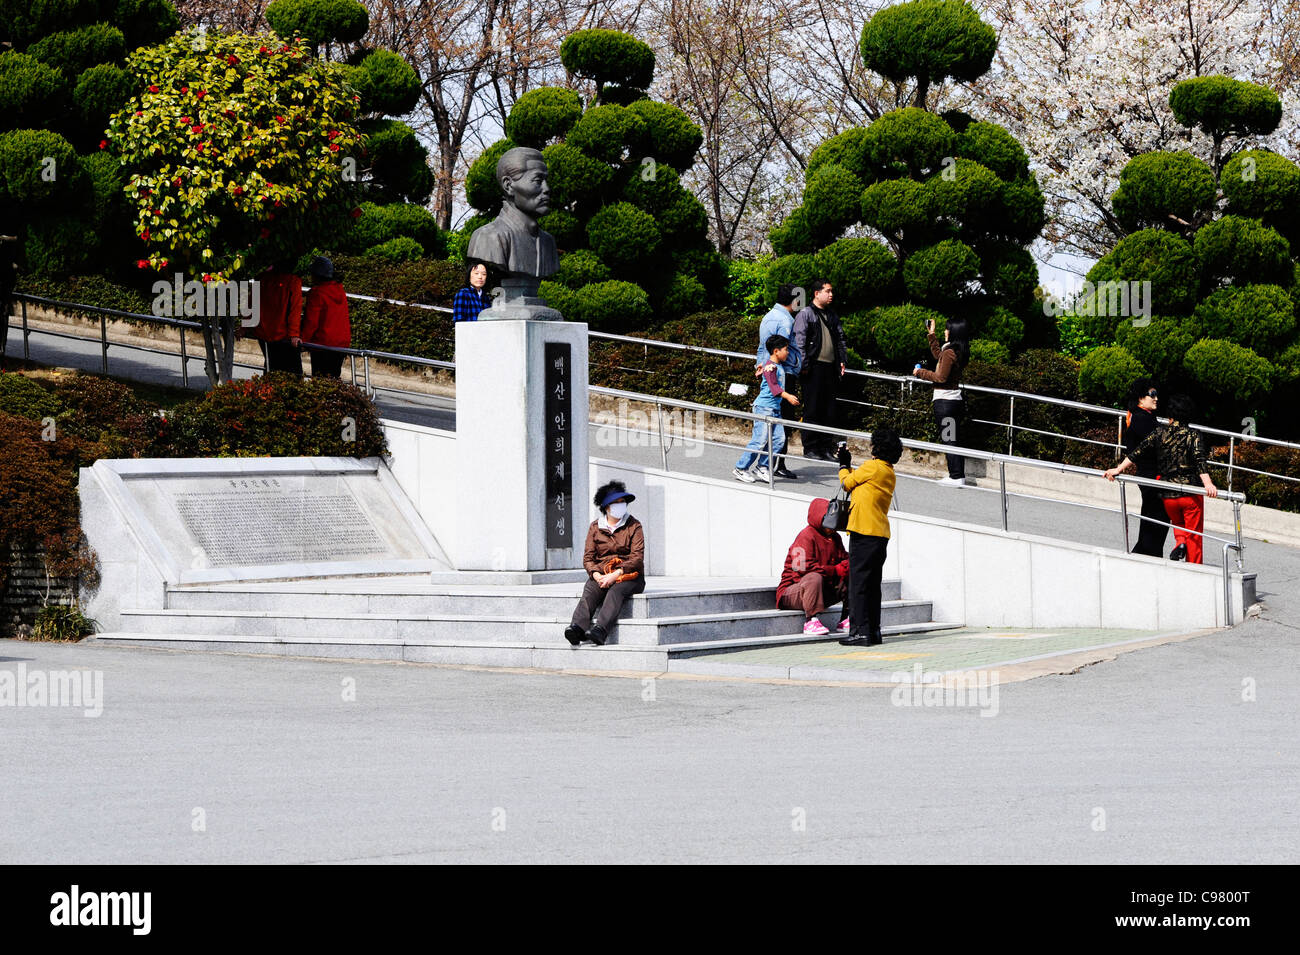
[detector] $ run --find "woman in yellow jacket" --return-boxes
[836,428,902,646]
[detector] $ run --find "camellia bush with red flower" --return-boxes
[106,28,365,282]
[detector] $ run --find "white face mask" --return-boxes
[607,502,628,519]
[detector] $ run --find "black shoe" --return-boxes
[564,626,585,647]
[773,466,799,479]
[809,449,834,462]
[841,630,884,647]
[1169,544,1188,561]
[587,625,608,646]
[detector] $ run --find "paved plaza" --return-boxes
[2,617,1297,864]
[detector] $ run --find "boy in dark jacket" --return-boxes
[776,497,850,636]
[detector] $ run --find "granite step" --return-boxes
[117,596,933,648]
[163,578,905,620]
[89,618,963,673]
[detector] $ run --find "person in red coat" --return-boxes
[301,256,350,378]
[776,497,850,636]
[253,264,303,375]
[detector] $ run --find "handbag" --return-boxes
[822,488,851,533]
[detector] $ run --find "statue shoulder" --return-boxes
[467,219,509,258]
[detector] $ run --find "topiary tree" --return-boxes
[506,87,584,148]
[335,200,444,258]
[1110,151,1216,233]
[859,0,997,109]
[342,49,421,117]
[1077,76,1300,430]
[0,0,178,278]
[769,0,1043,364]
[560,28,656,104]
[462,28,714,319]
[0,128,104,277]
[265,1,433,256]
[1169,75,1282,182]
[107,30,364,383]
[864,303,947,365]
[1183,338,1274,406]
[264,0,370,57]
[1078,345,1147,404]
[355,119,434,204]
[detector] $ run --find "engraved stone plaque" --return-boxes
[173,486,385,566]
[81,458,449,583]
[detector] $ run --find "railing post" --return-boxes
[179,327,189,388]
[999,460,1008,531]
[1227,434,1235,496]
[1116,415,1124,459]
[1233,499,1244,570]
[100,314,108,374]
[349,353,357,385]
[363,354,372,397]
[1007,395,1015,456]
[1119,481,1130,553]
[21,297,30,361]
[655,400,668,471]
[765,414,774,487]
[1222,543,1240,626]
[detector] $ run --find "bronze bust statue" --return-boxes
[467,146,563,321]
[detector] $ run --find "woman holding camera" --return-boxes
[836,428,903,646]
[913,316,970,486]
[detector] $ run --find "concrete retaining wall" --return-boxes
[383,419,1247,631]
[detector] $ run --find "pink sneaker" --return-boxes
[803,618,830,636]
[836,618,851,633]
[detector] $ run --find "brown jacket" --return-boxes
[914,333,964,389]
[582,515,645,577]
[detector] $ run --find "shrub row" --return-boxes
[0,370,389,625]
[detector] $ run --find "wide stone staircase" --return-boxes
[90,574,960,671]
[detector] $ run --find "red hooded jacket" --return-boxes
[254,270,302,342]
[302,279,351,348]
[775,498,850,606]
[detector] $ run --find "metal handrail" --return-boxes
[17,288,1300,444]
[9,288,1293,501]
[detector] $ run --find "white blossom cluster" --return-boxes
[974,0,1300,260]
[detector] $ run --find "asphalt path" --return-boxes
[1,625,1297,863]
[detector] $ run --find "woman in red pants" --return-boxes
[1104,394,1218,562]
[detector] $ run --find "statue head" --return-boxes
[497,147,551,218]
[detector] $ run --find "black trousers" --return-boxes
[260,339,303,376]
[800,361,840,455]
[848,532,888,638]
[1133,483,1171,557]
[932,397,965,479]
[310,349,345,378]
[570,575,647,632]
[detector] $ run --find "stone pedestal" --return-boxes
[455,319,589,571]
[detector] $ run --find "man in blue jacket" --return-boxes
[756,284,803,479]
